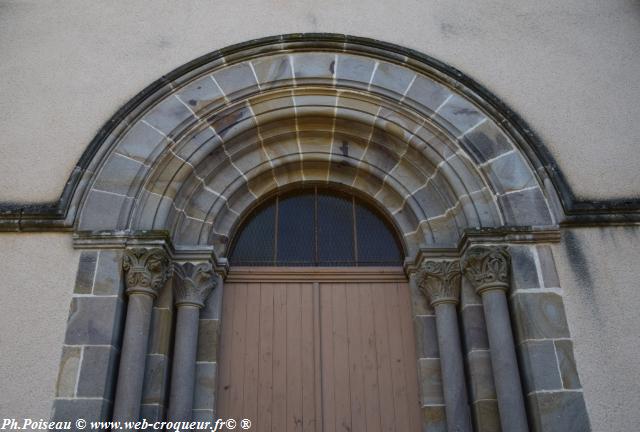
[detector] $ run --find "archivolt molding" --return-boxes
[60,37,563,258]
[9,34,633,243]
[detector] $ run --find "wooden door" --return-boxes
[217,268,421,432]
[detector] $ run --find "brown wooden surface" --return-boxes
[217,268,421,432]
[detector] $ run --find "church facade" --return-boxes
[1,3,639,432]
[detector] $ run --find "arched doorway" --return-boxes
[44,34,590,432]
[217,187,421,431]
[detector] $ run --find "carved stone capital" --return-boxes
[173,262,217,308]
[122,248,171,298]
[416,260,461,306]
[462,246,511,295]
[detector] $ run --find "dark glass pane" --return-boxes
[317,192,355,265]
[277,193,315,265]
[229,201,276,265]
[356,201,403,265]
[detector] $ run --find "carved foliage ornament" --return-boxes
[173,262,217,308]
[416,260,461,306]
[462,246,511,295]
[122,248,171,297]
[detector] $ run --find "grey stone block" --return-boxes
[77,345,119,400]
[483,151,536,195]
[115,120,165,165]
[510,246,541,291]
[192,409,215,431]
[211,62,259,100]
[554,340,582,390]
[193,362,217,410]
[421,405,447,432]
[410,277,434,316]
[527,391,591,432]
[143,94,195,138]
[200,280,223,319]
[472,400,501,432]
[467,350,497,401]
[64,296,125,346]
[462,119,512,164]
[74,252,97,294]
[405,75,451,115]
[461,305,489,352]
[197,319,220,362]
[537,245,561,288]
[93,250,124,296]
[55,346,81,397]
[415,315,439,358]
[140,403,164,422]
[334,54,377,86]
[290,52,335,80]
[51,398,111,425]
[419,358,444,405]
[78,189,133,231]
[142,354,170,406]
[511,293,571,341]
[497,187,553,226]
[371,60,416,96]
[437,94,487,134]
[92,153,148,196]
[518,340,563,394]
[148,308,173,355]
[176,75,225,114]
[251,54,294,89]
[461,277,481,306]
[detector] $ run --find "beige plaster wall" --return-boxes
[0,234,78,419]
[1,0,639,428]
[0,0,639,203]
[554,226,640,432]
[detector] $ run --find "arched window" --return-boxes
[229,188,404,266]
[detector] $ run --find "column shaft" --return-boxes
[112,293,154,422]
[167,306,201,421]
[434,303,473,432]
[481,290,529,432]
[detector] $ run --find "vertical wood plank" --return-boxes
[216,280,236,418]
[243,282,261,426]
[313,282,323,432]
[320,283,336,432]
[346,283,366,432]
[258,283,275,431]
[332,283,351,432]
[398,281,422,432]
[229,283,248,422]
[359,283,383,432]
[385,283,411,431]
[300,283,316,431]
[286,283,303,432]
[372,282,396,432]
[272,282,287,431]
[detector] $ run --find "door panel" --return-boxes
[217,269,421,432]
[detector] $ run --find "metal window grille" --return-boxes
[229,187,404,266]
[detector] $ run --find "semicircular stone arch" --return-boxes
[77,36,557,260]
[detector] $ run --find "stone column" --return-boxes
[167,262,217,422]
[112,248,170,424]
[462,246,529,432]
[416,260,473,432]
